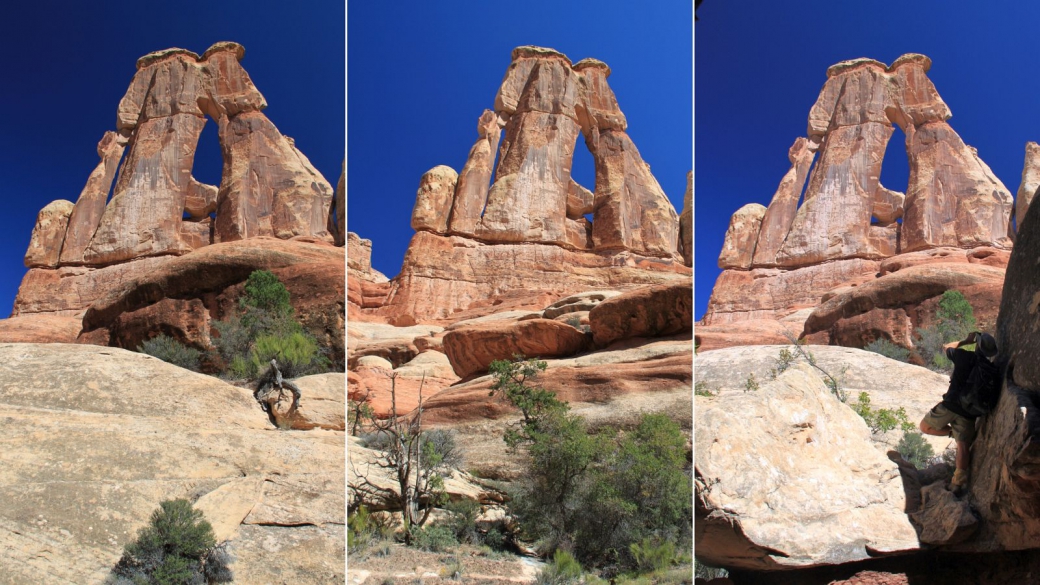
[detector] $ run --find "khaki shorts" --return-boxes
[922,403,976,444]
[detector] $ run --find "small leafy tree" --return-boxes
[109,499,232,584]
[850,392,914,435]
[490,357,692,572]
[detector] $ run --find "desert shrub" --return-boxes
[138,335,202,372]
[850,392,914,435]
[694,381,717,397]
[898,431,935,469]
[110,499,232,584]
[444,499,481,545]
[248,331,321,379]
[915,290,977,372]
[864,338,911,362]
[936,290,976,341]
[769,347,796,378]
[483,526,507,551]
[348,505,375,555]
[409,523,458,552]
[743,372,759,392]
[441,555,464,580]
[629,537,682,573]
[492,358,691,572]
[536,550,584,585]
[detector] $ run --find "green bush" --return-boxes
[850,392,914,434]
[110,499,232,584]
[444,498,481,545]
[536,550,583,585]
[409,523,458,552]
[864,338,911,362]
[249,331,321,379]
[492,359,691,572]
[630,537,681,573]
[897,431,935,469]
[138,335,202,372]
[915,290,977,372]
[240,270,293,317]
[936,290,976,341]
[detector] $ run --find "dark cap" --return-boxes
[975,332,998,359]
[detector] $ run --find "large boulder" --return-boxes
[589,281,692,347]
[442,318,590,378]
[696,360,919,570]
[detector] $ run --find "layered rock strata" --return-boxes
[702,54,1013,346]
[355,46,689,324]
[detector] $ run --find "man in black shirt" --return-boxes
[919,331,999,494]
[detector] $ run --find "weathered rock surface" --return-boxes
[24,200,75,269]
[802,263,1005,347]
[968,188,1040,551]
[911,483,978,545]
[704,54,1012,337]
[718,203,766,269]
[695,361,919,571]
[679,171,693,266]
[588,281,691,347]
[411,165,458,234]
[542,290,621,319]
[0,344,342,584]
[443,318,589,378]
[1016,141,1040,235]
[379,231,688,324]
[752,137,816,267]
[0,315,83,343]
[421,337,691,425]
[696,345,952,454]
[59,132,128,265]
[333,160,345,246]
[267,373,346,431]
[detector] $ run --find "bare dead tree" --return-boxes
[255,358,302,412]
[348,372,452,539]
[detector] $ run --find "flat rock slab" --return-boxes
[0,343,343,584]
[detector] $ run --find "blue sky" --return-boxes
[0,0,344,316]
[348,1,693,279]
[695,1,1040,319]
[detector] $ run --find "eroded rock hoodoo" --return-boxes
[351,46,690,325]
[698,54,1014,351]
[6,43,343,361]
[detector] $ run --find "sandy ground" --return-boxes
[348,542,544,584]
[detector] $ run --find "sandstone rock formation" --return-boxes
[351,46,689,325]
[679,171,693,266]
[0,344,342,584]
[702,54,1013,351]
[968,184,1040,551]
[9,43,343,360]
[696,360,919,570]
[24,200,74,268]
[1015,141,1040,235]
[443,318,589,378]
[21,41,335,272]
[717,203,766,269]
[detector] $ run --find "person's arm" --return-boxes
[945,332,978,359]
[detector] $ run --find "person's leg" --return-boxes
[920,420,951,436]
[921,404,955,437]
[956,439,970,471]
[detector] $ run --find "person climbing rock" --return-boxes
[919,331,1000,495]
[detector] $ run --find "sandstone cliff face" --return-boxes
[702,54,1014,349]
[352,46,688,325]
